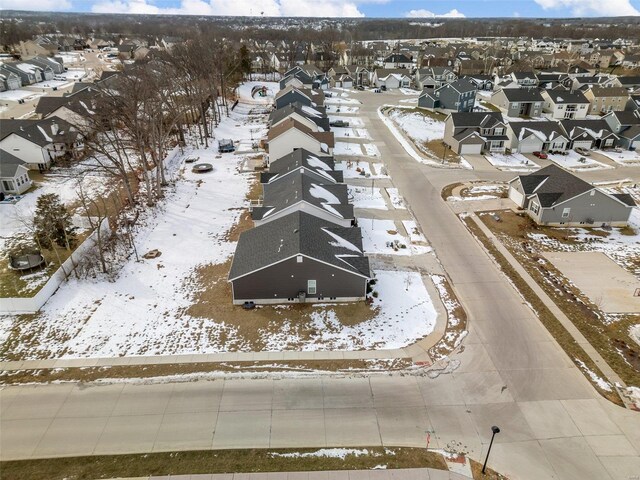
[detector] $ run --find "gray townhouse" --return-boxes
[418,78,477,113]
[603,110,640,150]
[262,148,343,185]
[24,56,64,77]
[228,211,370,305]
[560,119,619,150]
[251,169,354,228]
[490,88,544,118]
[507,121,569,153]
[443,111,509,154]
[508,165,635,226]
[0,63,42,85]
[414,67,457,90]
[0,71,21,91]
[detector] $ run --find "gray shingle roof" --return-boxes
[450,112,504,128]
[0,149,26,178]
[229,211,370,280]
[264,148,342,184]
[510,121,567,142]
[502,88,544,102]
[518,164,593,207]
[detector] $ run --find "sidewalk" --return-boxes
[468,213,628,396]
[105,467,470,479]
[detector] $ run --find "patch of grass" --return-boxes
[0,358,413,385]
[470,459,510,480]
[184,259,378,351]
[462,215,624,405]
[0,447,448,480]
[441,182,465,201]
[425,139,460,164]
[429,275,468,361]
[478,210,640,389]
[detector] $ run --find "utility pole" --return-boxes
[482,426,501,474]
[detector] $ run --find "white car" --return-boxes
[574,147,591,156]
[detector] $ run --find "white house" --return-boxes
[541,89,590,120]
[0,150,32,195]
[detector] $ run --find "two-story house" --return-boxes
[414,67,457,90]
[541,89,590,119]
[490,88,544,118]
[443,112,508,154]
[418,78,477,113]
[583,86,630,115]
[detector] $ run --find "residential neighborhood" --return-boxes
[1,10,640,480]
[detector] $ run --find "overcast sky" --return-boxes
[2,0,639,19]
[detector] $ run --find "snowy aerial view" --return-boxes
[1,8,640,480]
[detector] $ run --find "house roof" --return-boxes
[449,111,505,128]
[229,211,370,281]
[267,117,334,148]
[253,171,351,222]
[588,86,629,97]
[559,119,616,139]
[0,116,80,147]
[518,164,594,207]
[544,89,589,104]
[267,148,342,183]
[0,149,27,178]
[501,88,544,102]
[509,121,567,142]
[269,102,328,131]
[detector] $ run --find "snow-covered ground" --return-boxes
[547,150,613,171]
[27,80,74,90]
[348,186,388,209]
[0,89,43,102]
[334,142,380,157]
[328,115,364,127]
[402,220,427,244]
[360,218,431,256]
[326,105,359,114]
[332,127,371,139]
[325,96,360,105]
[236,81,279,105]
[386,188,406,209]
[387,108,444,143]
[57,69,89,81]
[598,149,640,166]
[263,269,438,351]
[484,153,540,171]
[337,160,388,179]
[399,88,420,95]
[56,52,85,64]
[1,107,260,359]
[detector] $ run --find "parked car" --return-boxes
[380,85,387,91]
[356,85,365,91]
[533,151,548,159]
[329,120,349,127]
[574,147,591,156]
[373,88,382,93]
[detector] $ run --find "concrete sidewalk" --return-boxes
[105,468,469,479]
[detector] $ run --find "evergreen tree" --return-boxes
[33,194,77,250]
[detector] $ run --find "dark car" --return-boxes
[329,120,349,127]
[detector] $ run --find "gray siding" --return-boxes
[531,190,632,226]
[231,256,367,303]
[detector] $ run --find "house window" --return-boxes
[297,255,303,263]
[590,190,595,196]
[307,280,317,295]
[494,128,504,135]
[529,201,540,215]
[562,208,571,218]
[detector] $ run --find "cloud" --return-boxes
[534,0,639,16]
[405,8,466,18]
[90,0,365,16]
[1,0,71,10]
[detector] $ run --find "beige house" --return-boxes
[584,86,630,115]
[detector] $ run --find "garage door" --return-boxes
[508,186,524,207]
[573,140,592,150]
[460,143,482,154]
[632,140,640,149]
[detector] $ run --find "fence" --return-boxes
[0,219,111,314]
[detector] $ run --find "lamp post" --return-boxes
[482,425,500,474]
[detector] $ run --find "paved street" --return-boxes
[2,90,640,480]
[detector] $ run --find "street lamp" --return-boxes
[482,425,500,474]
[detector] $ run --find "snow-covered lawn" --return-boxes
[334,142,380,157]
[547,150,613,171]
[402,220,427,244]
[56,69,88,81]
[329,115,364,127]
[398,98,419,105]
[1,109,262,359]
[360,218,431,255]
[326,105,359,114]
[386,188,406,209]
[26,80,74,90]
[598,149,640,166]
[337,160,388,179]
[484,153,540,171]
[236,81,279,104]
[399,88,420,95]
[332,127,371,139]
[348,186,387,210]
[56,53,85,64]
[387,108,444,143]
[0,89,43,102]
